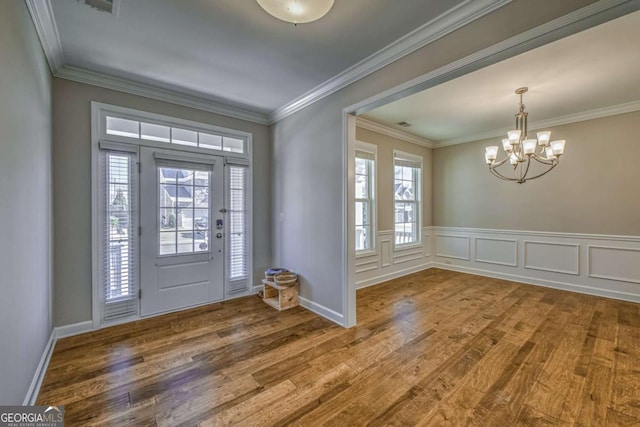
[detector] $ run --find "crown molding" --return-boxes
[435,100,640,147]
[25,0,511,126]
[24,0,64,73]
[356,117,434,148]
[55,65,270,125]
[24,0,269,125]
[350,0,640,117]
[268,0,512,124]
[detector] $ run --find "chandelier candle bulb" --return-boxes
[508,130,521,144]
[485,146,499,161]
[550,140,566,155]
[523,139,537,155]
[545,146,557,160]
[537,131,551,146]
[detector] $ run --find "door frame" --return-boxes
[139,146,225,317]
[91,102,254,329]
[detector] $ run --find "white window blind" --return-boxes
[226,162,249,294]
[101,150,139,321]
[394,151,422,246]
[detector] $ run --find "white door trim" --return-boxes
[91,102,254,329]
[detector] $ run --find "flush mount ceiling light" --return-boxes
[484,87,566,184]
[256,0,334,24]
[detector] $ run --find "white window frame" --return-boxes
[355,141,377,257]
[393,150,422,250]
[97,142,140,324]
[225,158,251,295]
[91,102,253,328]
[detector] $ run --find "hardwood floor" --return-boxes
[37,269,640,426]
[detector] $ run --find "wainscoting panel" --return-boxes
[380,231,392,268]
[589,245,640,284]
[356,228,431,289]
[475,237,517,267]
[524,241,580,275]
[435,234,470,260]
[423,234,431,257]
[431,227,640,303]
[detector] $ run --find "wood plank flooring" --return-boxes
[37,269,640,426]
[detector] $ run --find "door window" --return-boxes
[158,166,211,255]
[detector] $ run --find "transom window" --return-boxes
[106,116,245,153]
[355,143,376,252]
[394,151,422,246]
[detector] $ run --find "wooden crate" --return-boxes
[262,279,298,311]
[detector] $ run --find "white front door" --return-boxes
[139,147,224,316]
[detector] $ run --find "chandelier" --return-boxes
[485,87,566,183]
[256,0,334,24]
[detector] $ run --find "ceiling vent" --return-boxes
[396,121,411,127]
[81,0,120,15]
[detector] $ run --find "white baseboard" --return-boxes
[356,263,432,289]
[298,296,345,327]
[54,320,94,339]
[432,262,640,303]
[23,329,56,405]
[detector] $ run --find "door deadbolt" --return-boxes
[216,233,223,239]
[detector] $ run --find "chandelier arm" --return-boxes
[489,166,518,181]
[530,154,557,166]
[520,157,531,182]
[491,156,510,168]
[517,162,559,181]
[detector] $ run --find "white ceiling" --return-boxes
[361,10,640,146]
[49,0,466,115]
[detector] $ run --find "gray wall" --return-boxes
[0,1,53,404]
[53,79,271,326]
[271,0,596,316]
[433,111,640,235]
[355,127,432,231]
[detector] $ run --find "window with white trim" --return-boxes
[100,148,139,321]
[355,142,376,252]
[394,151,422,246]
[226,160,249,294]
